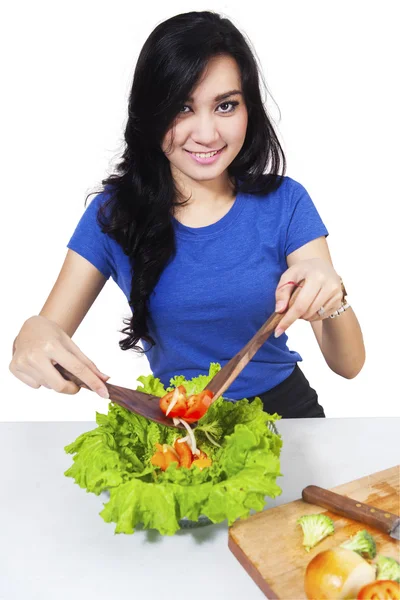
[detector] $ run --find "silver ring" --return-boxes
[317,306,326,317]
[329,302,350,318]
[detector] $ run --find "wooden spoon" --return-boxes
[55,279,304,427]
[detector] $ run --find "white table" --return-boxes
[1,418,399,600]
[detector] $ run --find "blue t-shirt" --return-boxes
[67,176,328,399]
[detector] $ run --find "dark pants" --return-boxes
[248,364,325,418]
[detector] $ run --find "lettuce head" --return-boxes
[64,363,283,535]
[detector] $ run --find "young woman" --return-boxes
[9,11,365,418]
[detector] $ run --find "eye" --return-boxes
[217,101,239,113]
[178,101,240,115]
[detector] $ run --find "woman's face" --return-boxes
[161,55,248,186]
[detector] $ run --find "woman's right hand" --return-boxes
[9,315,110,398]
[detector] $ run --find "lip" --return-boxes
[185,146,226,165]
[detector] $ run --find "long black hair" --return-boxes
[86,10,286,353]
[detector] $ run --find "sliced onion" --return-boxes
[175,418,197,455]
[166,387,180,416]
[177,436,189,444]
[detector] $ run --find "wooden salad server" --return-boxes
[55,280,305,428]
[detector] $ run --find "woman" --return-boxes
[9,11,365,418]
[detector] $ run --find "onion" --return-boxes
[304,548,376,599]
[166,387,180,416]
[175,418,197,455]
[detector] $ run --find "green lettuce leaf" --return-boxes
[167,362,221,395]
[64,364,283,535]
[136,374,167,397]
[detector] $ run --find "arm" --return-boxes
[13,248,107,355]
[10,248,110,395]
[38,248,107,337]
[286,237,365,379]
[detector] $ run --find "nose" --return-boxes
[190,113,220,147]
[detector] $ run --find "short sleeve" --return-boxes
[284,178,329,256]
[67,192,114,280]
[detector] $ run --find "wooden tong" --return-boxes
[55,280,304,428]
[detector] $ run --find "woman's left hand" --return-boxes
[273,258,343,338]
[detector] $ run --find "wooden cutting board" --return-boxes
[228,465,400,599]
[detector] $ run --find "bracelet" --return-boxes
[329,302,351,319]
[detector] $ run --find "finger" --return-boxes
[21,361,81,395]
[306,297,343,321]
[301,289,338,321]
[303,289,342,321]
[10,360,51,390]
[275,280,321,337]
[63,336,110,380]
[13,369,42,389]
[45,347,110,398]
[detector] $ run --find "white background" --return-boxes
[2,0,399,420]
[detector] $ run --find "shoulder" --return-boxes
[84,185,116,225]
[87,185,115,210]
[240,175,310,212]
[239,174,307,199]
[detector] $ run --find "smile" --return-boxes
[187,149,221,158]
[185,146,226,165]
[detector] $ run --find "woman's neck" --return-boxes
[172,174,237,227]
[172,169,235,207]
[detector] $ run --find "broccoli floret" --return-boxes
[297,514,335,552]
[376,555,400,583]
[339,529,377,559]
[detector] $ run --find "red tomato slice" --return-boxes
[183,390,213,422]
[159,386,187,418]
[357,580,400,600]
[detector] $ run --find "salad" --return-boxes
[64,363,283,535]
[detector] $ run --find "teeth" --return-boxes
[192,150,219,158]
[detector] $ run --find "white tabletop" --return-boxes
[1,418,399,600]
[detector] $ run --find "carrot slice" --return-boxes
[192,457,212,470]
[174,439,193,468]
[150,452,166,470]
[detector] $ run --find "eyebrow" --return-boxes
[186,89,243,103]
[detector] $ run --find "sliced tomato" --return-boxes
[159,385,187,418]
[184,390,213,422]
[174,439,193,468]
[357,580,400,600]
